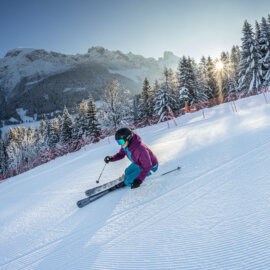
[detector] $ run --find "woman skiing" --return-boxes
[104,128,158,189]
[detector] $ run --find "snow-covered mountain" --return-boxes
[0,93,270,269]
[0,47,179,122]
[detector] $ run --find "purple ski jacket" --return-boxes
[111,133,158,182]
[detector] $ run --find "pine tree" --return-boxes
[25,125,38,161]
[139,77,153,118]
[87,95,101,138]
[44,119,54,148]
[255,21,261,41]
[5,128,20,170]
[80,99,90,137]
[259,17,270,85]
[133,94,141,121]
[39,120,46,138]
[198,56,214,101]
[219,51,231,96]
[60,106,73,143]
[229,45,241,93]
[154,68,178,118]
[206,57,219,98]
[51,118,60,146]
[238,20,262,92]
[0,139,8,176]
[57,115,63,129]
[72,99,91,140]
[177,57,204,106]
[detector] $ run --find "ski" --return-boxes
[77,182,126,208]
[85,175,125,197]
[77,166,181,208]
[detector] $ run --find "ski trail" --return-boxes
[1,96,270,270]
[41,136,270,270]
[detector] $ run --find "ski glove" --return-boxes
[131,179,142,189]
[104,156,113,164]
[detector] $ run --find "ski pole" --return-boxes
[160,166,181,176]
[96,163,107,184]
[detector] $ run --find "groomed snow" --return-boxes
[0,94,270,269]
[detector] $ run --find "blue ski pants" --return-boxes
[124,163,158,187]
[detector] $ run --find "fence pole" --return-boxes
[200,102,205,119]
[166,112,170,129]
[263,91,268,104]
[233,101,237,112]
[166,106,178,126]
[185,101,188,113]
[230,102,235,113]
[202,109,205,119]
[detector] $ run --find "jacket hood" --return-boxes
[128,133,141,151]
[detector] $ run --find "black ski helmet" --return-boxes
[115,127,133,143]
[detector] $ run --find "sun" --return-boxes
[216,61,224,70]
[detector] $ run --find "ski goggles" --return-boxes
[116,139,126,146]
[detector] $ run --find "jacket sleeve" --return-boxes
[136,147,152,182]
[111,148,126,161]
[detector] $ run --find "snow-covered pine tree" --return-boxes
[35,124,46,155]
[153,80,160,95]
[259,17,270,86]
[198,56,215,101]
[71,103,80,141]
[39,120,46,138]
[15,125,32,164]
[229,45,241,93]
[139,77,153,119]
[206,57,219,99]
[87,95,101,139]
[167,68,180,111]
[51,117,60,146]
[25,125,38,161]
[219,51,231,96]
[177,57,203,106]
[151,80,161,110]
[193,59,208,103]
[57,115,63,130]
[255,20,261,41]
[199,56,208,84]
[5,128,20,170]
[238,20,262,92]
[72,99,90,139]
[154,67,177,119]
[44,119,54,148]
[0,139,8,176]
[132,94,141,121]
[60,106,73,143]
[177,56,190,107]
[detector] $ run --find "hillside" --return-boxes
[0,94,270,269]
[0,47,179,122]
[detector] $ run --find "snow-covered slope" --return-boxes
[0,94,270,269]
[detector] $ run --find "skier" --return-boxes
[104,128,158,189]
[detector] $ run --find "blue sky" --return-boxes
[0,0,269,61]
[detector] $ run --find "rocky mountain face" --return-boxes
[0,47,179,122]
